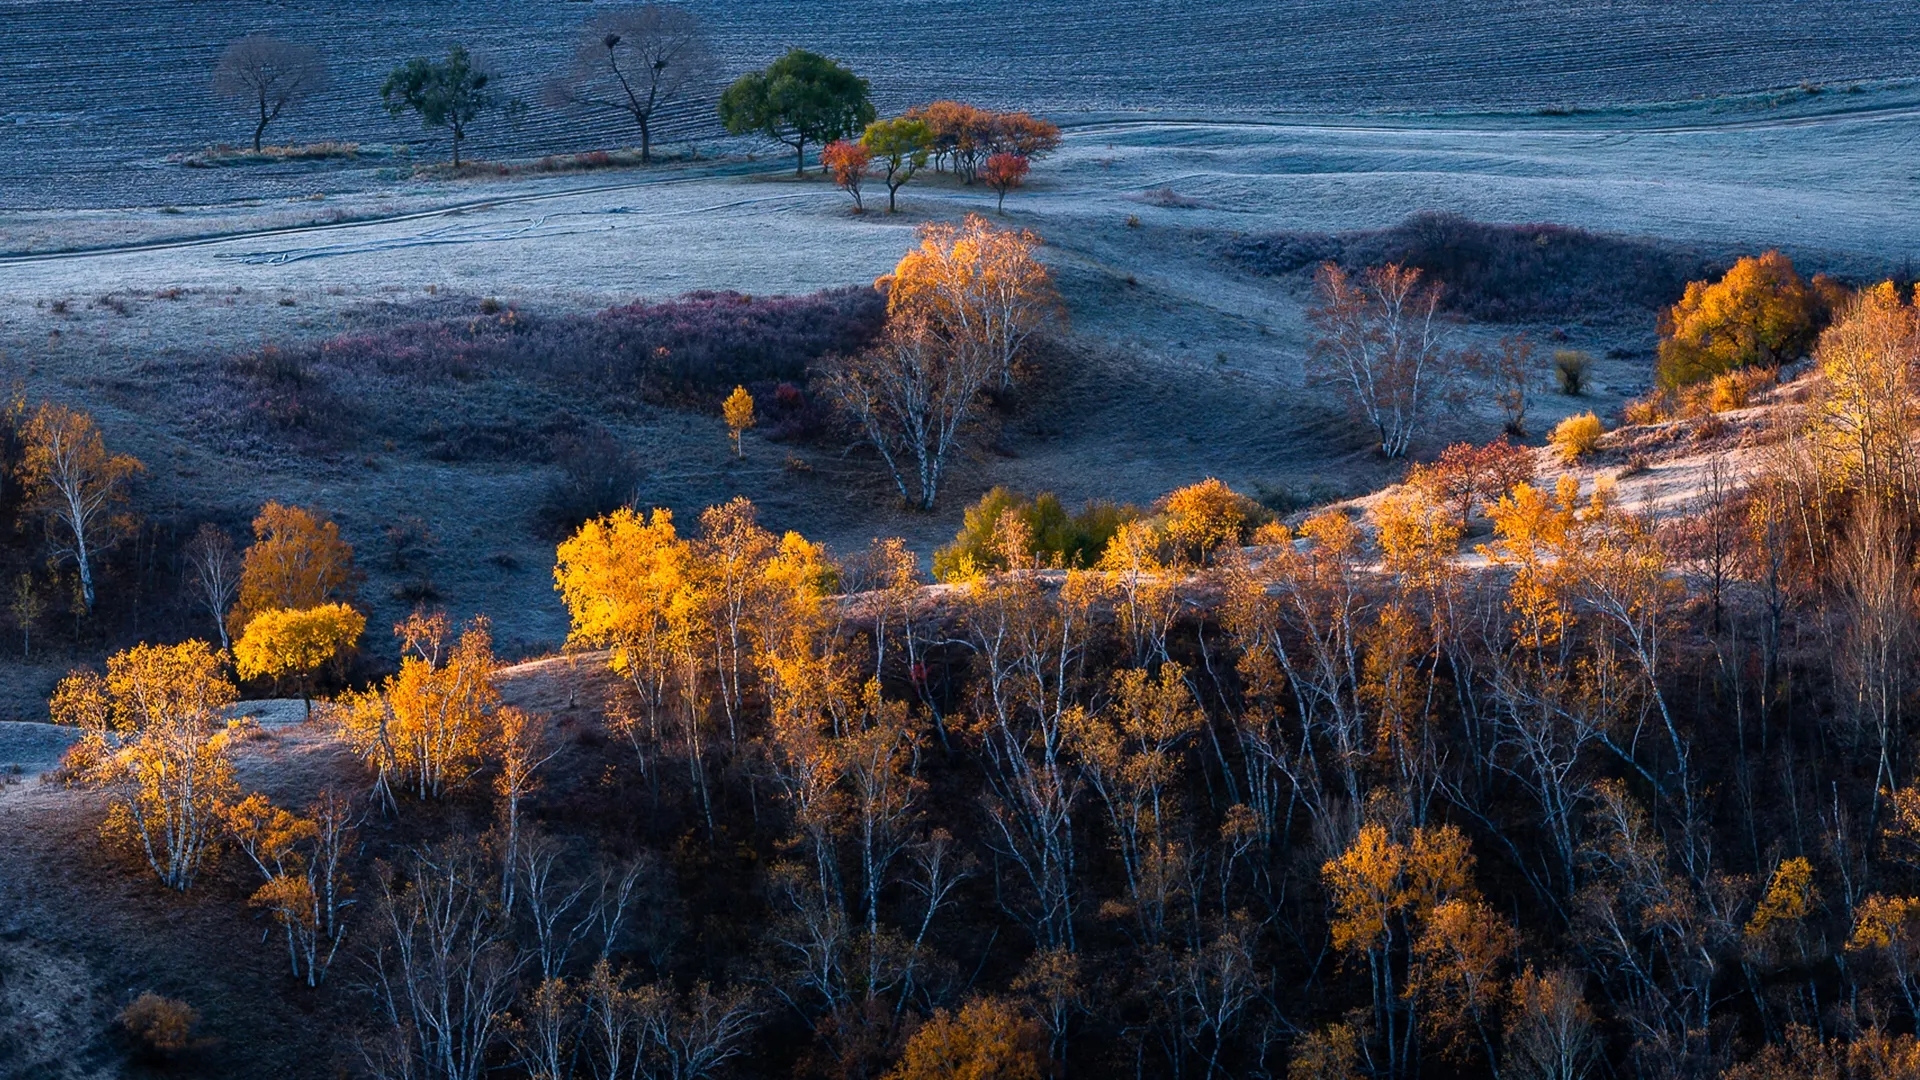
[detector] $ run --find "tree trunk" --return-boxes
[640,118,652,164]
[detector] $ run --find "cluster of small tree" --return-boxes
[818,103,1063,215]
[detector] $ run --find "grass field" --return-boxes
[2,0,1917,208]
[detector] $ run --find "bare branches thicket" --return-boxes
[213,35,329,152]
[1307,261,1460,459]
[823,313,996,512]
[551,5,712,163]
[365,847,521,1080]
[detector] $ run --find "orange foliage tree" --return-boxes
[1656,250,1821,389]
[822,138,872,212]
[226,789,357,985]
[883,213,1061,391]
[981,152,1029,213]
[229,501,356,639]
[53,640,240,890]
[15,401,142,614]
[884,996,1048,1080]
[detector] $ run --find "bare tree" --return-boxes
[550,6,712,163]
[822,314,997,511]
[184,523,241,650]
[1307,262,1460,458]
[213,35,328,153]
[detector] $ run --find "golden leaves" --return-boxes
[230,502,356,639]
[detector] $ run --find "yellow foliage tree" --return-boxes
[338,616,500,805]
[1746,856,1818,941]
[230,502,356,639]
[1322,821,1484,1076]
[884,996,1048,1080]
[52,640,240,890]
[1160,477,1256,563]
[233,602,365,717]
[1657,250,1820,388]
[1806,281,1920,503]
[723,385,755,458]
[15,401,143,614]
[882,213,1063,391]
[554,507,696,746]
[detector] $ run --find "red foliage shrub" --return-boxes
[1405,437,1536,522]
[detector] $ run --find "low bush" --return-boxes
[1229,212,1719,322]
[1550,412,1605,462]
[1552,350,1592,396]
[539,424,643,535]
[933,488,1138,580]
[1160,477,1270,562]
[120,993,199,1058]
[1708,366,1777,412]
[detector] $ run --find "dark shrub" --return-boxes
[1230,212,1721,322]
[539,424,643,534]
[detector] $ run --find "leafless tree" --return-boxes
[549,6,712,163]
[517,833,596,982]
[213,35,328,153]
[184,523,241,650]
[822,314,997,511]
[1307,261,1461,458]
[1832,496,1914,801]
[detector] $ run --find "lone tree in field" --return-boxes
[722,385,755,457]
[16,402,142,614]
[382,46,517,167]
[1307,261,1459,459]
[719,48,873,175]
[213,35,328,153]
[551,5,713,164]
[862,116,933,212]
[982,152,1030,213]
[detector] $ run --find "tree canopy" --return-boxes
[381,45,518,166]
[719,48,873,175]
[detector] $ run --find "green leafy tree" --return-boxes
[719,48,874,175]
[381,46,519,166]
[862,116,933,212]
